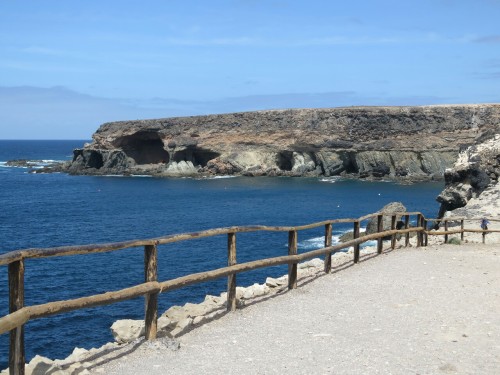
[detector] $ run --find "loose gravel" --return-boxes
[91,244,500,375]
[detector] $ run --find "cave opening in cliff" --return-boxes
[87,150,104,169]
[276,151,293,171]
[172,147,220,167]
[114,132,170,165]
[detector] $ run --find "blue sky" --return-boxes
[1,0,499,139]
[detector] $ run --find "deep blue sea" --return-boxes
[0,140,444,368]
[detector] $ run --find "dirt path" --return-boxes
[91,244,499,375]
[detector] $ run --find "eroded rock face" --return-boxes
[437,135,500,217]
[60,104,500,179]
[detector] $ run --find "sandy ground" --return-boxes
[88,243,499,375]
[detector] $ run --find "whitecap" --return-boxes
[319,176,342,183]
[195,175,238,180]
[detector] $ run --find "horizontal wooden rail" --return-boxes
[0,212,428,266]
[0,226,420,336]
[428,229,500,235]
[425,217,500,222]
[2,209,498,374]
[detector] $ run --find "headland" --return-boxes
[44,104,500,182]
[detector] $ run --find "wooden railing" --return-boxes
[1,211,498,374]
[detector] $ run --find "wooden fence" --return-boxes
[0,211,498,374]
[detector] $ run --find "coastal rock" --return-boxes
[26,355,54,375]
[110,319,145,344]
[437,135,500,216]
[56,104,500,179]
[366,202,407,234]
[242,283,269,299]
[170,318,193,338]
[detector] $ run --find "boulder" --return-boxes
[110,319,145,344]
[170,318,193,338]
[365,202,407,235]
[26,355,54,375]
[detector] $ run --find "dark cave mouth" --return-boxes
[172,147,221,167]
[113,133,170,165]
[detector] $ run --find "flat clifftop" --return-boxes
[65,104,500,180]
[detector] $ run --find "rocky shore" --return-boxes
[437,134,500,218]
[34,104,500,181]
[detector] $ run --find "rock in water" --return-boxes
[366,202,407,234]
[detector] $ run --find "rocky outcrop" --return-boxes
[58,104,500,179]
[437,135,500,217]
[365,202,407,234]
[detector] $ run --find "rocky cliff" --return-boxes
[62,104,500,180]
[437,134,500,218]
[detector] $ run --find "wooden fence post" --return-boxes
[288,230,298,289]
[9,259,25,375]
[324,223,333,273]
[424,219,428,246]
[377,214,383,254]
[353,221,360,263]
[460,220,464,241]
[444,220,449,244]
[227,233,237,311]
[404,214,410,247]
[416,214,423,247]
[144,245,158,340]
[390,215,397,250]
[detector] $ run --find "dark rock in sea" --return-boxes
[42,104,500,180]
[6,159,41,167]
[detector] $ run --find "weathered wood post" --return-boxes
[227,232,237,311]
[144,244,158,340]
[353,221,360,263]
[377,214,383,254]
[460,220,464,241]
[404,214,410,247]
[416,214,423,247]
[424,219,428,246]
[444,220,449,244]
[390,215,397,250]
[324,223,333,273]
[9,259,25,375]
[288,230,298,289]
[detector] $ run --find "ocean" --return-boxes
[0,140,444,368]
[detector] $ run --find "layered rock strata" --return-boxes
[59,104,500,180]
[437,134,500,217]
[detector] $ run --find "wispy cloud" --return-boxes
[473,35,500,43]
[21,46,64,56]
[473,71,500,79]
[164,36,261,46]
[162,33,478,47]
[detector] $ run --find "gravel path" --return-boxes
[91,244,499,375]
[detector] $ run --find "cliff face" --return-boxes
[437,135,500,217]
[65,104,500,180]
